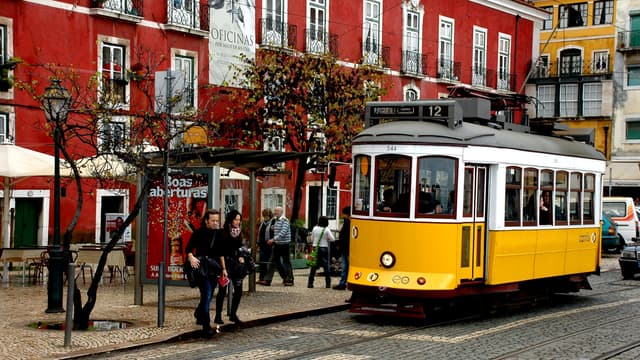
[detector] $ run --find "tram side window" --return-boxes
[555,171,568,225]
[523,168,538,226]
[353,155,371,214]
[583,173,595,224]
[505,167,522,226]
[417,156,457,216]
[375,155,411,217]
[570,172,582,225]
[540,170,554,225]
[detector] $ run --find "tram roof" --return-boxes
[352,120,606,161]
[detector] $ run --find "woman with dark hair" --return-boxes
[307,215,335,288]
[214,209,246,324]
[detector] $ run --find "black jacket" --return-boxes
[185,227,219,258]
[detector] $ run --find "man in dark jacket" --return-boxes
[333,206,350,290]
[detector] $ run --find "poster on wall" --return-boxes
[143,169,214,283]
[208,0,256,86]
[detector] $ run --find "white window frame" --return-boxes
[497,33,511,90]
[537,85,555,118]
[472,26,487,86]
[261,187,286,216]
[402,3,422,74]
[363,0,382,65]
[221,188,243,219]
[593,0,613,25]
[404,85,419,101]
[262,0,288,46]
[542,6,554,30]
[172,49,197,111]
[536,54,550,77]
[307,0,329,53]
[0,17,14,100]
[559,83,578,117]
[98,36,130,108]
[626,65,640,89]
[625,117,640,142]
[591,50,609,74]
[582,83,602,116]
[0,112,11,144]
[438,16,455,79]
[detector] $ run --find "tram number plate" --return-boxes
[423,105,449,118]
[386,145,397,151]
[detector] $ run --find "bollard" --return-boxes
[64,262,75,347]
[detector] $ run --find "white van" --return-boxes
[603,197,639,244]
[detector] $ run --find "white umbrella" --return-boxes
[69,154,136,178]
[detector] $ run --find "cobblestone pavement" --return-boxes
[0,268,349,360]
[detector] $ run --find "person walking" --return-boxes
[307,216,335,288]
[214,209,246,324]
[257,208,273,283]
[185,209,224,338]
[333,206,350,290]
[259,206,294,286]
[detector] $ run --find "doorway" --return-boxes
[14,198,42,247]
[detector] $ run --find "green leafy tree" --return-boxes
[224,50,387,223]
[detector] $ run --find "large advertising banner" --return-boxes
[144,170,212,282]
[208,0,256,86]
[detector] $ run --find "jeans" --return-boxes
[338,252,349,287]
[308,247,330,288]
[195,275,216,329]
[264,243,293,283]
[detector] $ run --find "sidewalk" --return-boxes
[0,268,350,360]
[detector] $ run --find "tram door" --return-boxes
[460,165,487,281]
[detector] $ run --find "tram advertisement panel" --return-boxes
[142,169,213,283]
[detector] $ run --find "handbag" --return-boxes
[306,228,325,268]
[183,259,207,288]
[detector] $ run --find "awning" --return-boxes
[604,162,640,187]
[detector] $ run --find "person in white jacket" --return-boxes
[307,216,335,288]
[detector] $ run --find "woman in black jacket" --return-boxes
[214,209,246,324]
[185,209,225,337]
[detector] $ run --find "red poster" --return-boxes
[145,171,210,281]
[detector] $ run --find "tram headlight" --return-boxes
[380,251,396,268]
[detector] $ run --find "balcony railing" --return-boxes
[437,58,461,82]
[497,71,514,91]
[165,0,209,32]
[305,29,339,56]
[91,0,144,17]
[401,50,428,76]
[361,42,390,67]
[529,56,611,79]
[471,66,487,87]
[259,18,297,49]
[617,30,640,51]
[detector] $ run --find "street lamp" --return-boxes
[42,79,71,313]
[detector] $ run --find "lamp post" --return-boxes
[42,79,71,313]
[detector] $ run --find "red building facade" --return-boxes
[0,1,545,248]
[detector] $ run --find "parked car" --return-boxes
[602,212,623,252]
[602,197,640,245]
[619,244,640,279]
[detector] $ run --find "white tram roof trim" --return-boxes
[352,120,605,161]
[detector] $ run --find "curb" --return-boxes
[63,303,350,359]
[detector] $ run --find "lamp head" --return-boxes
[42,79,71,122]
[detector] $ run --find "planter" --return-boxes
[291,258,308,269]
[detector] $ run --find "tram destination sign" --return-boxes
[365,100,462,128]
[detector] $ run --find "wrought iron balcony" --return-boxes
[305,29,339,56]
[471,66,487,87]
[401,50,427,76]
[165,0,209,33]
[497,70,514,91]
[90,0,144,18]
[617,30,640,52]
[529,56,611,79]
[361,42,390,68]
[259,18,297,49]
[437,58,461,82]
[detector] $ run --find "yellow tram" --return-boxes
[347,99,606,318]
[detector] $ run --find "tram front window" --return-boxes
[375,155,411,216]
[417,156,457,216]
[353,155,371,214]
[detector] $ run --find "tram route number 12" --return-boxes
[424,105,448,118]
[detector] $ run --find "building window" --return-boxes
[559,83,578,117]
[0,112,11,144]
[0,25,5,65]
[101,43,126,104]
[497,34,511,90]
[308,0,328,53]
[592,51,609,73]
[438,18,454,79]
[405,88,418,101]
[559,3,587,28]
[593,1,613,25]
[174,55,194,110]
[626,119,640,140]
[169,0,199,29]
[628,66,640,87]
[542,6,554,30]
[263,0,286,46]
[402,9,420,73]
[582,83,602,116]
[473,27,487,86]
[98,116,128,153]
[560,49,582,76]
[363,0,381,65]
[537,85,555,117]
